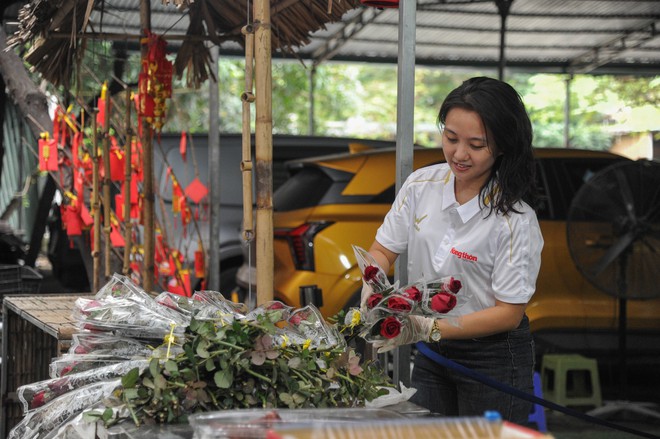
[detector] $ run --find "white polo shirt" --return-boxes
[375,163,544,315]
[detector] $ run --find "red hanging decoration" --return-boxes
[39,133,59,171]
[109,145,126,181]
[137,31,173,133]
[180,131,187,162]
[184,177,208,204]
[194,243,205,278]
[96,83,112,129]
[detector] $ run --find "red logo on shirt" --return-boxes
[451,247,478,262]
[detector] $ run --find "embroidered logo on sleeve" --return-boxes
[451,247,478,262]
[414,214,428,231]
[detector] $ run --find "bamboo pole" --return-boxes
[101,83,112,280]
[241,24,255,243]
[123,90,133,275]
[91,113,101,293]
[141,0,155,294]
[254,0,274,305]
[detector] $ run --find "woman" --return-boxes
[363,76,543,424]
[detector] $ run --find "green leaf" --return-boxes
[214,370,233,389]
[165,360,179,375]
[102,408,114,422]
[154,374,168,390]
[288,357,301,369]
[142,376,155,389]
[279,392,292,405]
[196,339,211,358]
[149,358,161,378]
[121,367,140,388]
[122,388,139,400]
[205,358,215,372]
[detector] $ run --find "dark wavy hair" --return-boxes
[438,76,536,216]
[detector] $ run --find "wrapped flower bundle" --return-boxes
[9,274,393,438]
[352,245,470,341]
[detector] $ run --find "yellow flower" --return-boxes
[350,310,362,327]
[281,335,290,348]
[303,339,312,350]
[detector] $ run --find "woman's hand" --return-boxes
[372,315,435,353]
[359,280,374,312]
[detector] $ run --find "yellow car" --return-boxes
[270,146,660,356]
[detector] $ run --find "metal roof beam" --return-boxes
[569,20,658,73]
[311,8,384,67]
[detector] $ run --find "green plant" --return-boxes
[90,310,393,427]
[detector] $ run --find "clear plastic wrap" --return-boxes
[72,273,188,340]
[286,305,345,349]
[49,355,129,378]
[8,379,122,439]
[189,408,406,439]
[17,359,148,413]
[68,333,153,357]
[192,290,248,323]
[154,291,195,317]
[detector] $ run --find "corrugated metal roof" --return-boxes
[4,0,660,76]
[293,0,660,74]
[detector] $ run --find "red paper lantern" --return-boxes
[360,0,398,7]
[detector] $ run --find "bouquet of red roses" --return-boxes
[352,245,470,342]
[418,275,465,317]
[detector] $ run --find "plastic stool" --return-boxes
[528,371,547,432]
[541,354,602,408]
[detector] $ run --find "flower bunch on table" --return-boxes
[352,245,467,342]
[8,273,395,438]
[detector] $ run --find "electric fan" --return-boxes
[566,158,660,417]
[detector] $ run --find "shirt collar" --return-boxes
[441,170,483,223]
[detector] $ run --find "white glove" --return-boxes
[372,315,435,353]
[359,280,374,312]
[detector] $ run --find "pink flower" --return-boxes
[363,265,379,282]
[387,296,412,312]
[430,292,457,313]
[403,286,421,302]
[366,293,383,309]
[267,302,284,310]
[289,314,302,325]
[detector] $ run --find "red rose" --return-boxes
[267,302,284,310]
[448,278,462,294]
[289,314,302,325]
[366,293,383,309]
[74,346,88,354]
[430,292,457,313]
[404,286,421,302]
[60,365,74,376]
[379,316,402,339]
[32,391,47,408]
[387,296,412,312]
[363,265,379,282]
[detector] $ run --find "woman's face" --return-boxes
[442,107,497,195]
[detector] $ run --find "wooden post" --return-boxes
[123,90,133,275]
[101,83,112,280]
[91,114,101,293]
[241,25,255,242]
[253,0,273,305]
[141,0,155,294]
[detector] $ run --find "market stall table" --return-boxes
[1,293,92,438]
